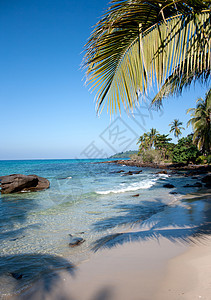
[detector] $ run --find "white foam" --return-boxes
[157,174,170,178]
[96,179,157,195]
[66,176,72,179]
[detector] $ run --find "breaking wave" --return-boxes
[96,179,157,195]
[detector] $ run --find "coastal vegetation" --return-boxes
[84,0,211,114]
[136,88,211,165]
[136,132,207,165]
[169,119,185,139]
[187,88,211,154]
[109,150,138,159]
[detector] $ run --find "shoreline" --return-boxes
[13,189,211,300]
[100,159,211,172]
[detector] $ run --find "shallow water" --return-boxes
[0,159,206,298]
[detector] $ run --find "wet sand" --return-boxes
[14,190,211,300]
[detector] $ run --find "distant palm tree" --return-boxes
[187,89,211,154]
[84,0,211,114]
[149,128,159,148]
[137,128,159,153]
[137,133,150,152]
[169,119,185,139]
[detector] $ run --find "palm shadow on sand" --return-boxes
[0,253,75,299]
[92,194,211,252]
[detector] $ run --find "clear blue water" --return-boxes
[0,159,207,298]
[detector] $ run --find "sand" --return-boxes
[156,236,211,300]
[15,190,211,300]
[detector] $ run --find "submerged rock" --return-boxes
[183,182,203,188]
[69,234,85,247]
[201,174,211,187]
[163,183,175,188]
[0,174,50,194]
[124,170,142,176]
[156,170,167,175]
[10,273,23,280]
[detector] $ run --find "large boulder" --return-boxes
[0,174,50,194]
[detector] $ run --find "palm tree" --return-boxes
[137,128,159,153]
[137,132,150,153]
[187,88,211,154]
[148,128,159,148]
[84,1,211,114]
[169,119,185,139]
[154,134,172,159]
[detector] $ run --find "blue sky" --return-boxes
[0,0,209,160]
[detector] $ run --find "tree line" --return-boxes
[137,89,211,164]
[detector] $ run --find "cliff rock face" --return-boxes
[0,174,50,194]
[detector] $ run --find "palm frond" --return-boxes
[84,0,211,114]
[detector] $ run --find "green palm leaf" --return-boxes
[84,0,211,114]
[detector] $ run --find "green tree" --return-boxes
[187,88,211,154]
[172,135,200,164]
[154,134,172,159]
[137,128,159,153]
[84,1,211,114]
[169,119,185,138]
[148,128,159,148]
[137,132,151,153]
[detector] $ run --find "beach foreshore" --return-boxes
[14,190,211,300]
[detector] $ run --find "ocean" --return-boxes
[0,159,206,298]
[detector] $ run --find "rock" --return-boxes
[10,273,23,280]
[156,170,167,174]
[132,194,139,197]
[0,174,50,194]
[205,183,211,188]
[124,171,133,176]
[163,183,175,188]
[169,191,178,194]
[183,182,203,188]
[193,182,203,187]
[201,174,211,184]
[111,170,125,174]
[124,170,142,175]
[69,234,85,247]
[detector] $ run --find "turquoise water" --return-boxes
[0,159,206,298]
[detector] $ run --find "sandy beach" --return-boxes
[15,189,211,300]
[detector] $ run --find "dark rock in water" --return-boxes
[9,235,25,242]
[205,183,211,188]
[124,170,142,176]
[193,182,203,187]
[10,273,23,280]
[163,183,175,188]
[156,170,167,175]
[169,191,178,194]
[69,234,85,247]
[192,176,198,179]
[183,182,203,188]
[133,170,142,174]
[0,174,50,194]
[115,170,125,173]
[183,184,193,187]
[201,174,211,185]
[132,194,139,197]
